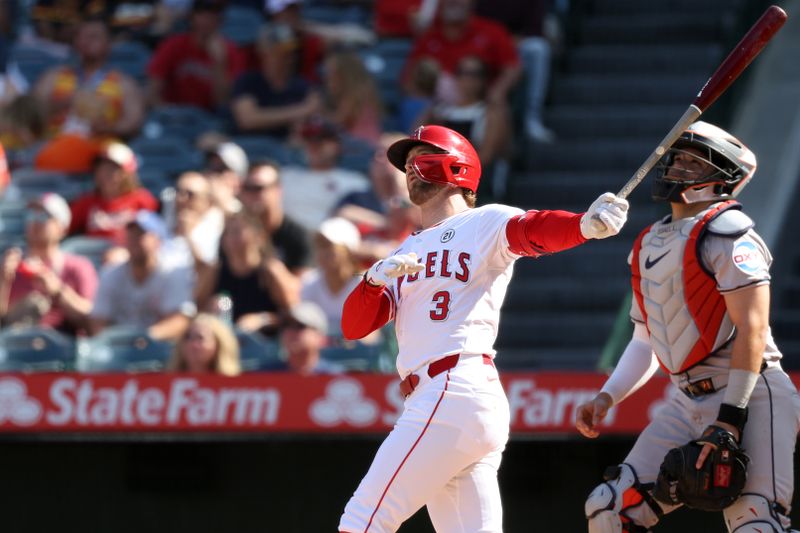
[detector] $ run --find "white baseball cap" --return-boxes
[28,192,71,228]
[265,0,302,15]
[317,217,361,252]
[207,141,249,179]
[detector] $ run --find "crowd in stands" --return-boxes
[0,0,563,376]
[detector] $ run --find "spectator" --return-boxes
[162,171,224,269]
[422,55,512,197]
[69,141,159,244]
[238,160,312,273]
[322,51,382,145]
[0,192,97,334]
[167,312,241,375]
[0,140,9,195]
[89,210,194,341]
[279,118,369,231]
[301,217,362,335]
[230,22,319,137]
[334,132,420,260]
[147,0,246,111]
[397,58,439,134]
[195,210,299,335]
[404,0,521,107]
[200,137,248,214]
[475,0,555,142]
[33,16,145,140]
[0,94,46,152]
[264,0,324,84]
[278,301,343,375]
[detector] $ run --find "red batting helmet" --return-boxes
[387,125,481,193]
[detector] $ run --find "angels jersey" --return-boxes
[386,204,523,376]
[629,202,782,379]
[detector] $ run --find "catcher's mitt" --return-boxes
[653,425,749,511]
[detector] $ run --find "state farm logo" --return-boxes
[0,377,42,426]
[507,379,617,428]
[309,378,379,427]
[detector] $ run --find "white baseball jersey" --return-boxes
[383,203,524,377]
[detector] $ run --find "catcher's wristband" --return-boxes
[717,403,748,436]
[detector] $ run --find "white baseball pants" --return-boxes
[339,354,511,533]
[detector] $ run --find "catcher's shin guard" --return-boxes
[585,464,662,533]
[724,493,793,532]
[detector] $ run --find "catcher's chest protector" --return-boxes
[631,202,739,373]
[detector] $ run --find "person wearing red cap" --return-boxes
[337,125,629,532]
[68,141,158,244]
[0,192,98,334]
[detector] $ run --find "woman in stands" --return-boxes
[321,51,382,145]
[168,313,241,375]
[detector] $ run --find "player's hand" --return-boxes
[580,192,629,240]
[575,392,613,438]
[695,422,740,469]
[366,252,424,286]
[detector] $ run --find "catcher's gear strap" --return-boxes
[586,464,663,533]
[505,209,586,258]
[600,322,659,405]
[724,493,791,532]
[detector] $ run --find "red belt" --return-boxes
[399,354,494,398]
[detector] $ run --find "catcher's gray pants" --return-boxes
[622,367,800,529]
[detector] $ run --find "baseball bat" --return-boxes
[615,4,788,200]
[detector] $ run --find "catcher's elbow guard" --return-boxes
[586,464,661,533]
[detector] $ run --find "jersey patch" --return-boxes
[732,241,764,274]
[440,229,455,243]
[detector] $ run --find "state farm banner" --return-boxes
[0,372,781,435]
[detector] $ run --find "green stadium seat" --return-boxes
[76,326,173,373]
[234,328,284,372]
[0,327,75,372]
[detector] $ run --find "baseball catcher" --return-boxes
[575,121,800,533]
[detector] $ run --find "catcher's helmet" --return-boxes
[387,125,481,193]
[653,121,756,204]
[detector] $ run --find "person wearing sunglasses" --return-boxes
[0,192,97,334]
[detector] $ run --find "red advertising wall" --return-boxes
[0,371,790,435]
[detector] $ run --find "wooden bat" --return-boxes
[615,4,788,199]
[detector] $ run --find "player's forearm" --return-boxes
[600,323,659,405]
[341,279,392,340]
[148,312,190,341]
[505,209,586,256]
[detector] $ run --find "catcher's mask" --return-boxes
[386,125,481,193]
[653,121,756,204]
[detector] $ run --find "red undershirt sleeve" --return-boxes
[341,278,394,340]
[505,209,587,257]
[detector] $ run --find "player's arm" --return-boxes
[575,322,659,438]
[341,253,423,340]
[505,193,629,257]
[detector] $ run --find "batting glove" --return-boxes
[366,252,424,286]
[580,192,629,240]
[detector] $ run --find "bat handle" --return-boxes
[617,105,703,199]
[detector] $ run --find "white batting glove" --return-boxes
[366,252,424,286]
[580,192,629,240]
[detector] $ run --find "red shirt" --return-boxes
[405,15,520,79]
[147,33,246,110]
[8,252,98,333]
[375,0,423,37]
[69,188,159,244]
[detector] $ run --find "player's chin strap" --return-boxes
[724,493,795,532]
[586,463,664,533]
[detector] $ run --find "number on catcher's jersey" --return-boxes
[430,291,451,321]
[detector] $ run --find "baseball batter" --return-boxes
[338,125,629,532]
[576,121,800,532]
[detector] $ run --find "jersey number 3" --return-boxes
[430,291,451,321]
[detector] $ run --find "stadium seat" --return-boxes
[320,342,383,372]
[8,44,75,85]
[7,168,90,201]
[109,43,150,83]
[0,327,76,372]
[129,136,203,176]
[76,326,173,372]
[60,236,114,272]
[232,135,303,166]
[0,209,25,235]
[338,134,375,175]
[234,328,284,371]
[222,6,263,45]
[141,105,224,142]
